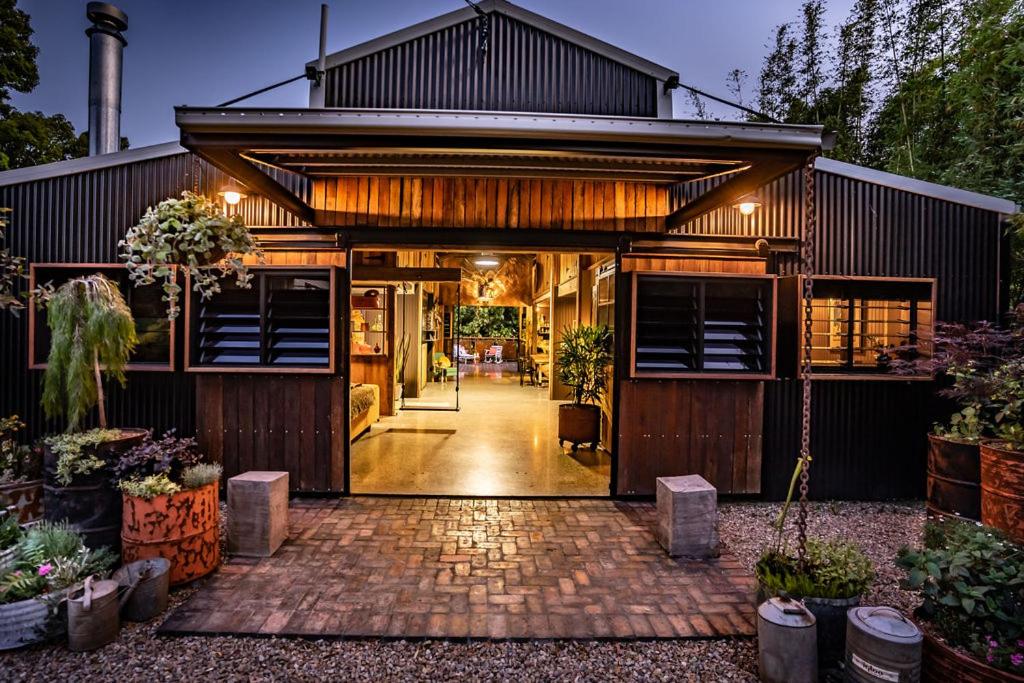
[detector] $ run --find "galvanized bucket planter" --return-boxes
[0,479,44,524]
[43,429,147,553]
[0,589,68,651]
[803,594,861,671]
[112,558,171,622]
[121,481,220,586]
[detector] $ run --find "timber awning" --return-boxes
[175,107,830,230]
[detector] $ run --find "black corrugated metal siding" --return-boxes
[758,168,1007,500]
[325,13,659,116]
[0,152,309,443]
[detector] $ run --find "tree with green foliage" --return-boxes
[41,274,137,432]
[0,0,122,170]
[456,306,520,338]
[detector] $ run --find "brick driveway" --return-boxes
[160,498,756,640]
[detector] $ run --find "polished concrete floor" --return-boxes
[351,365,611,496]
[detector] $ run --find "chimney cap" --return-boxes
[87,2,128,32]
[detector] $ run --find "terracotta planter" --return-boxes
[43,429,147,553]
[927,434,981,521]
[923,633,1024,683]
[980,441,1024,544]
[121,481,220,586]
[0,479,43,524]
[558,404,600,451]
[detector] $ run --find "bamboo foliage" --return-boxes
[41,274,137,432]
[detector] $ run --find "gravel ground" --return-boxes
[0,500,925,682]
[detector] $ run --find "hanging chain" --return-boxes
[191,153,200,195]
[796,153,817,569]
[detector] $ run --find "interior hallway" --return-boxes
[350,365,611,496]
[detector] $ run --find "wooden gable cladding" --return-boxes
[311,177,670,232]
[621,256,767,274]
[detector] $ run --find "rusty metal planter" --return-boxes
[121,482,220,586]
[0,479,42,525]
[923,633,1024,683]
[927,434,981,521]
[980,441,1024,544]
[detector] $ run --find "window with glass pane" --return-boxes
[633,274,772,376]
[593,264,615,331]
[807,279,933,372]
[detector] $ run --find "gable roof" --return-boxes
[308,0,678,81]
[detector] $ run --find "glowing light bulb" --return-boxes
[738,201,757,216]
[222,190,242,206]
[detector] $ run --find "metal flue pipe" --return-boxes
[85,2,128,156]
[309,4,329,107]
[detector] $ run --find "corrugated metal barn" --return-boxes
[0,0,1016,500]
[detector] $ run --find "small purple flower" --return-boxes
[37,563,52,577]
[987,653,995,663]
[989,639,1000,649]
[1012,654,1024,667]
[1018,639,1024,648]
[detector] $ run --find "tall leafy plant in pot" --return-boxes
[38,274,146,551]
[120,191,262,319]
[555,325,612,451]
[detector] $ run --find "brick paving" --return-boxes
[159,497,756,640]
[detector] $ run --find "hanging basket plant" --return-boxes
[0,208,27,314]
[120,191,262,319]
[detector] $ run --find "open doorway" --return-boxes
[349,249,614,496]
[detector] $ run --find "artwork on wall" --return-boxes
[441,255,534,307]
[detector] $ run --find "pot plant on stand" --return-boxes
[39,274,147,552]
[555,325,612,452]
[115,432,222,585]
[120,190,262,319]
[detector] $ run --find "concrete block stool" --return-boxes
[228,471,289,557]
[656,475,720,558]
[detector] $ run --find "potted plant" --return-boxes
[39,274,147,551]
[0,207,26,313]
[892,319,1021,521]
[120,191,262,319]
[0,521,116,650]
[898,519,1024,681]
[979,358,1024,542]
[0,416,42,524]
[556,325,612,451]
[115,432,222,585]
[754,458,875,670]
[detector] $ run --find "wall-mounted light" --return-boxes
[734,192,763,216]
[218,181,248,206]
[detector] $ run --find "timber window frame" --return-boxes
[780,275,936,380]
[185,265,341,374]
[28,263,177,372]
[629,272,776,380]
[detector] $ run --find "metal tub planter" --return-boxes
[0,544,17,572]
[0,590,68,651]
[0,479,44,525]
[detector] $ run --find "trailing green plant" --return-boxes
[933,404,987,443]
[113,430,202,483]
[118,472,181,499]
[556,325,613,406]
[181,463,222,489]
[0,414,38,483]
[44,428,122,486]
[41,274,137,432]
[0,522,115,604]
[756,539,875,600]
[986,358,1024,451]
[898,519,1024,673]
[120,191,262,319]
[0,207,26,313]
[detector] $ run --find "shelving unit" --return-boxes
[351,286,389,356]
